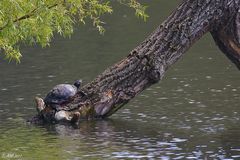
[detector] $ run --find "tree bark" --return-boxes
[211,7,240,69]
[32,0,240,124]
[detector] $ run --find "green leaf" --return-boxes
[0,0,148,62]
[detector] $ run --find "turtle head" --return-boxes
[35,97,46,113]
[74,79,82,89]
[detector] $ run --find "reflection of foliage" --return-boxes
[0,0,147,62]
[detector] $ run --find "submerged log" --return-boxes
[32,0,240,124]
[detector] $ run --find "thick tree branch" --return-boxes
[211,9,240,69]
[32,0,240,124]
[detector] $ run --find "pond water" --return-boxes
[0,1,240,159]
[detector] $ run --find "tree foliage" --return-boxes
[0,0,148,62]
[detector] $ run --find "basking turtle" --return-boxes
[44,79,85,109]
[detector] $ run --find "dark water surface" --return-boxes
[0,1,240,159]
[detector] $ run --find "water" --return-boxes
[0,1,240,159]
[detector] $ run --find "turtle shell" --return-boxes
[44,84,77,105]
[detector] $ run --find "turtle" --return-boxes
[33,79,85,123]
[44,79,85,109]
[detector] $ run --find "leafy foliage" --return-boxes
[0,0,147,62]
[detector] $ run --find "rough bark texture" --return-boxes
[211,7,240,69]
[32,0,240,124]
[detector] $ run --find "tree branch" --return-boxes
[32,0,240,124]
[211,10,240,69]
[0,3,59,31]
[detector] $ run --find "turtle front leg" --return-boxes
[27,97,47,124]
[35,97,46,113]
[35,97,56,123]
